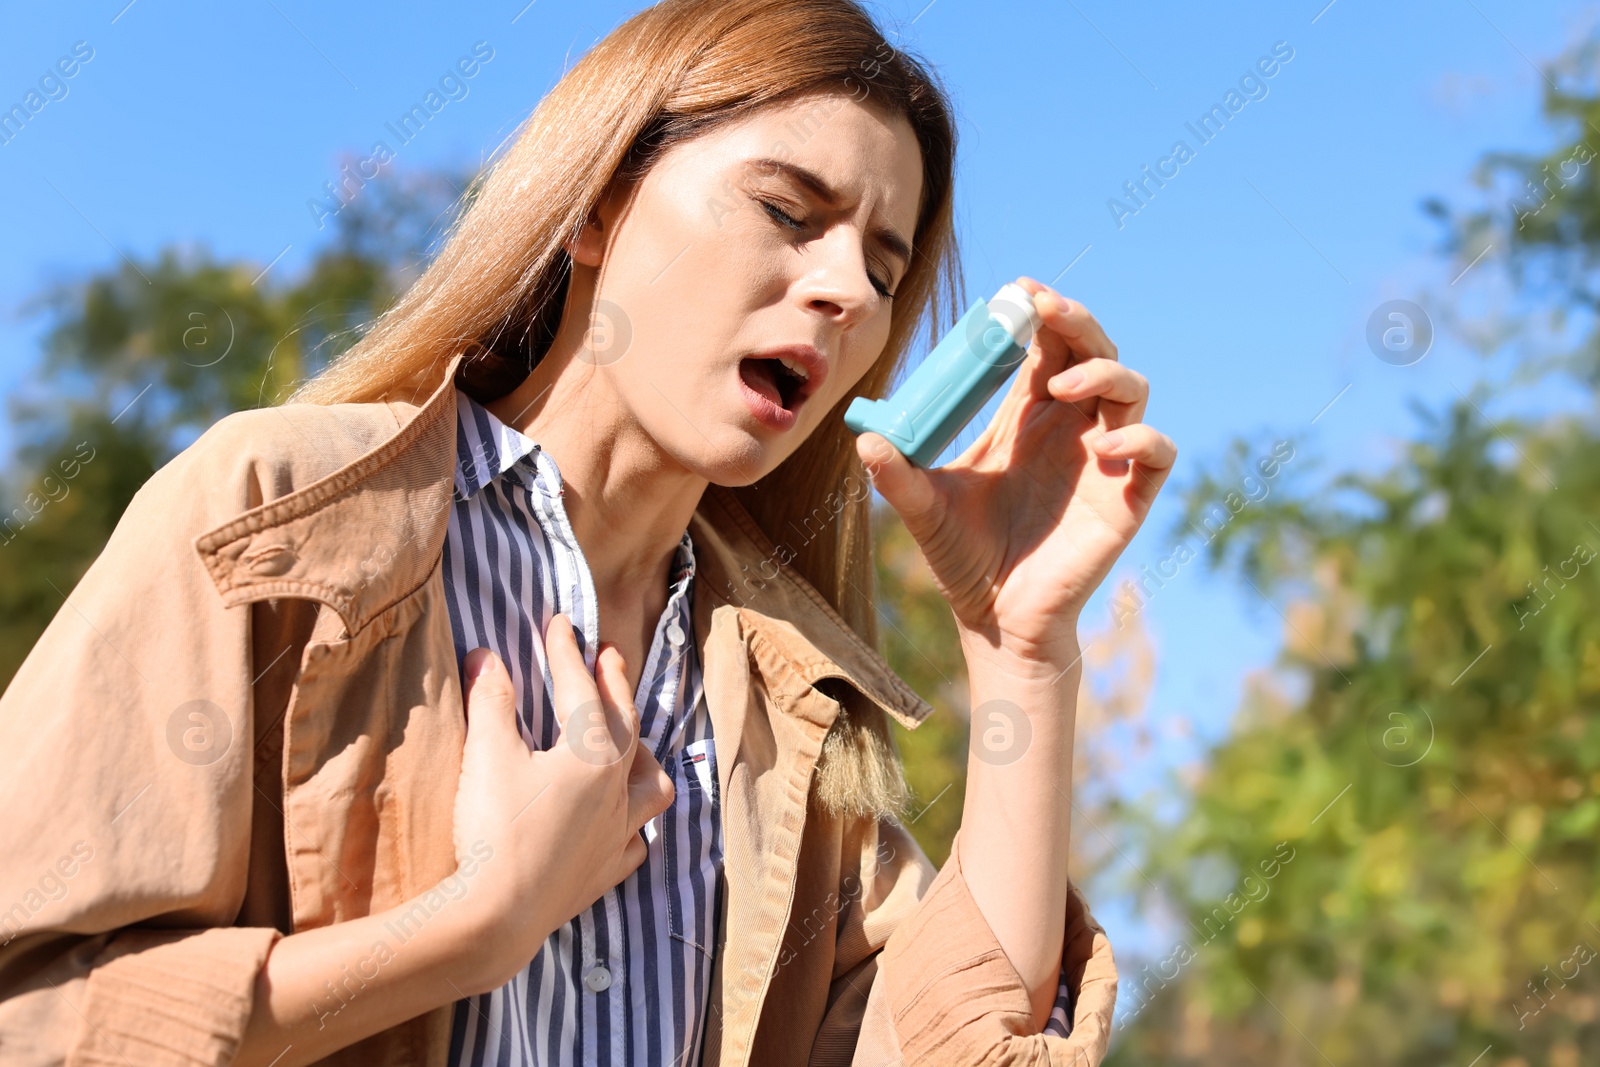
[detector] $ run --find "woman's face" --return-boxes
[568,89,924,486]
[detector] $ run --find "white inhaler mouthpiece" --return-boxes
[988,282,1043,349]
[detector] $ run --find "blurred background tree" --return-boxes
[0,167,466,684]
[1102,30,1600,1067]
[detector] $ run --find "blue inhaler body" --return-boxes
[844,283,1042,468]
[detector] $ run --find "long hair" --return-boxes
[291,0,963,822]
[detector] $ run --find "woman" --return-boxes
[0,0,1173,1063]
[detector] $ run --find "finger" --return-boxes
[563,645,634,769]
[619,832,648,877]
[1047,360,1150,425]
[545,613,590,713]
[1091,422,1176,467]
[626,747,675,835]
[1014,277,1119,376]
[461,648,519,745]
[546,613,619,765]
[593,643,641,763]
[855,431,942,543]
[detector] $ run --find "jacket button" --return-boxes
[583,964,612,992]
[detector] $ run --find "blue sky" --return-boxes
[3,0,1596,995]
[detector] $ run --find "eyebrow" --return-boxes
[745,157,913,269]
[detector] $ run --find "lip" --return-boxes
[737,369,798,432]
[746,343,830,409]
[737,343,832,433]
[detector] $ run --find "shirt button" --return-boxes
[666,621,686,646]
[583,964,612,992]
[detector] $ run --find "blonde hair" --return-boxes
[291,0,964,822]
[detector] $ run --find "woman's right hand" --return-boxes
[236,614,674,1064]
[448,612,675,994]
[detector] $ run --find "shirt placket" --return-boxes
[513,454,617,1063]
[643,563,695,765]
[515,437,707,1067]
[449,395,719,1067]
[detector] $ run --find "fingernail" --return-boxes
[1100,431,1125,450]
[468,650,494,680]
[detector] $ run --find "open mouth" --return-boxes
[738,356,810,412]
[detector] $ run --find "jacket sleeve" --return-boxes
[0,411,300,1066]
[827,819,1118,1066]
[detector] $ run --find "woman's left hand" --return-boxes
[856,276,1177,672]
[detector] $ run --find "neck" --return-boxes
[484,284,707,606]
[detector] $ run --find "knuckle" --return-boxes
[468,679,510,715]
[624,834,647,868]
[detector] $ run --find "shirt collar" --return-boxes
[452,391,543,500]
[454,389,697,591]
[670,527,697,589]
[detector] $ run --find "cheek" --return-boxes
[617,202,780,335]
[705,204,791,282]
[834,323,895,400]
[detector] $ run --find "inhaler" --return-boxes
[844,283,1041,468]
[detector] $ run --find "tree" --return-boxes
[1106,31,1600,1067]
[0,167,467,686]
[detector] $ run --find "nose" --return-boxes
[797,226,879,328]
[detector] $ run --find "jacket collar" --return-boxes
[196,354,933,730]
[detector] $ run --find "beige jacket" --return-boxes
[0,356,1117,1066]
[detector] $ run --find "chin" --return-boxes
[680,434,776,490]
[709,451,776,488]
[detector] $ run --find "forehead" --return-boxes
[662,91,924,239]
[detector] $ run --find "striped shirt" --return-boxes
[443,391,721,1067]
[439,393,1079,1061]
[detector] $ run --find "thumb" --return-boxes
[857,431,940,537]
[462,647,519,745]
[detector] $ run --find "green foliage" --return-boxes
[1111,401,1600,1064]
[874,504,971,867]
[0,169,467,689]
[1108,34,1600,1066]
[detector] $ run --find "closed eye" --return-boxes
[756,198,895,300]
[759,198,804,231]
